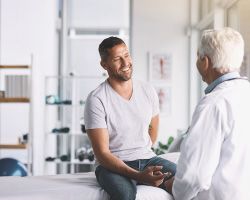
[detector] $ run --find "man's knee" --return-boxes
[111,184,136,200]
[95,165,137,200]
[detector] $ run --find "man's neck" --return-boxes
[207,67,235,84]
[107,78,133,100]
[205,71,241,94]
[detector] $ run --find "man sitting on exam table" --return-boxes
[165,27,250,200]
[84,36,176,200]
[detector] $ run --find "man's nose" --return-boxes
[122,58,130,66]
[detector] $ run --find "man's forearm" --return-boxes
[87,129,164,186]
[96,151,166,186]
[97,151,140,180]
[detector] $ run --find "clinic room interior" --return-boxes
[0,0,250,199]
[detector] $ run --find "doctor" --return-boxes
[165,27,250,199]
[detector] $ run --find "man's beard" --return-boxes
[112,68,133,81]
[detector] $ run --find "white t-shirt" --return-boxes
[173,79,250,200]
[84,79,159,161]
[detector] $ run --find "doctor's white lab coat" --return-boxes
[173,79,250,200]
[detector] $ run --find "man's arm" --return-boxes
[148,114,159,145]
[87,128,166,186]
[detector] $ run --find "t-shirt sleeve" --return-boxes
[84,94,107,129]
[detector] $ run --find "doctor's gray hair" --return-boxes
[198,27,244,70]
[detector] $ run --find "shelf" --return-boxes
[44,75,98,174]
[45,103,73,106]
[0,63,33,174]
[71,159,95,164]
[0,65,29,69]
[0,144,27,149]
[47,132,87,136]
[45,159,95,165]
[0,97,30,103]
[45,104,84,107]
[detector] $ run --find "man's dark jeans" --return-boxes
[95,156,176,200]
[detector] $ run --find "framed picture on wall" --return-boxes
[148,52,172,82]
[153,84,172,116]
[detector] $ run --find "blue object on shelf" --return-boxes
[46,95,72,105]
[52,127,70,133]
[0,158,28,176]
[46,95,60,104]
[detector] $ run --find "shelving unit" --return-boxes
[0,98,29,103]
[45,0,130,175]
[0,65,33,174]
[43,75,104,175]
[0,144,26,149]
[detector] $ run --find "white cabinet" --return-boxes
[44,75,104,175]
[68,0,130,29]
[0,65,33,174]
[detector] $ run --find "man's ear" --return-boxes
[201,56,210,71]
[206,56,213,68]
[100,60,107,70]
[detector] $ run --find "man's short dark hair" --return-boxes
[98,36,125,61]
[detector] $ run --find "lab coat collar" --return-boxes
[205,72,242,94]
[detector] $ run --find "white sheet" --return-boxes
[0,153,179,200]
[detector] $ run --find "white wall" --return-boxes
[0,0,58,175]
[131,0,190,142]
[0,0,192,174]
